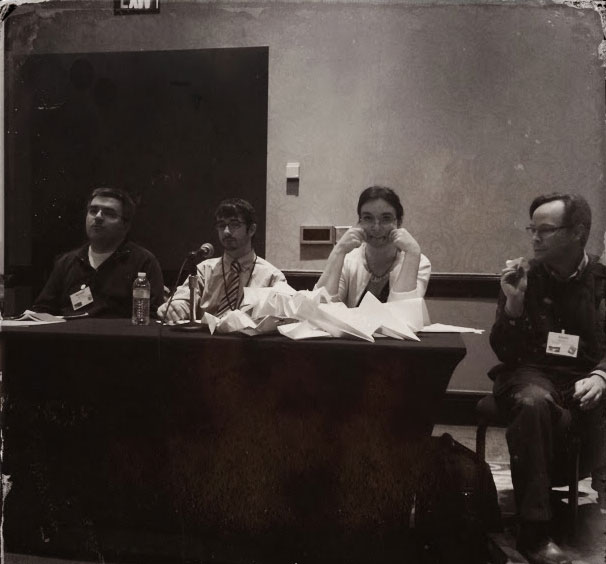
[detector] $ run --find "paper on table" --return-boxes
[1,320,66,327]
[243,283,297,319]
[379,298,430,332]
[283,287,332,316]
[422,323,484,334]
[205,309,292,336]
[276,292,424,341]
[288,293,375,342]
[200,289,429,341]
[374,323,418,341]
[357,293,420,341]
[239,315,287,336]
[202,309,256,335]
[204,309,258,334]
[299,286,333,302]
[1,309,66,326]
[319,302,381,336]
[278,320,331,340]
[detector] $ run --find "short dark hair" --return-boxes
[357,186,404,224]
[87,187,136,224]
[529,193,592,247]
[215,198,257,228]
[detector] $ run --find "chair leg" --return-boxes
[476,423,488,461]
[568,437,580,539]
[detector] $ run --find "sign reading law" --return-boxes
[114,0,160,15]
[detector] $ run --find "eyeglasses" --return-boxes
[216,220,245,231]
[359,214,396,227]
[525,225,571,238]
[87,206,122,220]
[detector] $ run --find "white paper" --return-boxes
[243,283,297,319]
[289,294,375,341]
[204,309,291,337]
[1,309,66,325]
[422,323,484,334]
[357,293,420,340]
[204,309,256,334]
[380,298,430,332]
[193,290,433,341]
[0,319,66,327]
[278,321,331,340]
[239,316,285,336]
[319,302,381,336]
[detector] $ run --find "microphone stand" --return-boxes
[172,253,206,332]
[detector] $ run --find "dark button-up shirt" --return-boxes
[32,240,164,318]
[490,254,606,376]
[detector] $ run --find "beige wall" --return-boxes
[5,0,606,274]
[426,297,499,392]
[4,0,606,390]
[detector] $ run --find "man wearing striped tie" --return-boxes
[159,198,286,322]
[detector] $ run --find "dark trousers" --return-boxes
[493,365,606,522]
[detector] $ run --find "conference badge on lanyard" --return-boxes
[70,285,94,310]
[546,330,579,358]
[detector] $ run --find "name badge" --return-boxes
[70,286,93,310]
[546,331,579,358]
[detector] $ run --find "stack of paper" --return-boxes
[242,283,298,319]
[1,310,66,326]
[186,285,481,340]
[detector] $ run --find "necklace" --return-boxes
[365,249,398,282]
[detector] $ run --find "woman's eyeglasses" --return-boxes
[359,215,396,227]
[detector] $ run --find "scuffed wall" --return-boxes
[3,0,606,274]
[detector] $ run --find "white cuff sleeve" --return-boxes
[590,370,606,385]
[388,288,422,301]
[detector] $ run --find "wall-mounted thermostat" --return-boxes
[300,225,335,245]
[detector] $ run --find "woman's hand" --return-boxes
[389,228,421,254]
[316,227,365,297]
[334,226,366,255]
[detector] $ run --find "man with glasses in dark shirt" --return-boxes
[490,193,606,564]
[158,198,286,322]
[33,187,164,317]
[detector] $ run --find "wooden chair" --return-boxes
[475,394,581,537]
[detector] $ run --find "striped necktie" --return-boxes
[216,259,242,316]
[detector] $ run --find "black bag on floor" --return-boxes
[414,433,502,564]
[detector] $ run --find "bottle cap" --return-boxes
[138,272,146,278]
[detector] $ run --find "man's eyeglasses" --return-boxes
[359,215,396,227]
[87,206,122,220]
[525,225,570,238]
[216,220,245,231]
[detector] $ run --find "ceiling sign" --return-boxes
[114,0,160,15]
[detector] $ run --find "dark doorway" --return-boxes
[5,47,268,310]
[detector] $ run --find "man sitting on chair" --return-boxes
[490,193,606,564]
[33,187,164,318]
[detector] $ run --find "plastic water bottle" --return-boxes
[131,272,150,325]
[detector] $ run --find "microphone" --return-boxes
[161,243,215,329]
[187,243,214,261]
